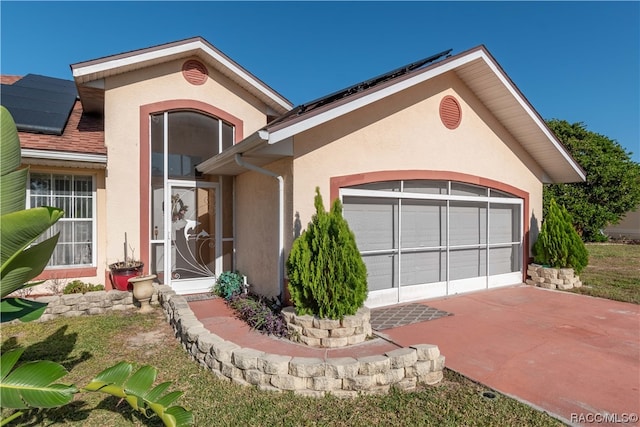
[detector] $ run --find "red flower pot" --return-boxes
[109,262,144,291]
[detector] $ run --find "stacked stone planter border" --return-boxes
[18,286,446,395]
[24,289,158,322]
[526,264,582,290]
[156,286,445,395]
[282,306,372,348]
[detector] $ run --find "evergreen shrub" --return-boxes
[286,187,367,320]
[532,199,589,274]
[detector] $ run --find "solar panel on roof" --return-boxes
[0,74,78,136]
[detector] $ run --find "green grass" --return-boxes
[569,243,640,304]
[1,311,564,427]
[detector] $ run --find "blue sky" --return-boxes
[1,1,639,162]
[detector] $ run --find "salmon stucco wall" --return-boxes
[102,57,273,271]
[235,158,293,297]
[291,72,546,255]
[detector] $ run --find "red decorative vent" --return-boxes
[439,95,462,129]
[182,60,208,86]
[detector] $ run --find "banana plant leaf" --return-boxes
[0,106,23,217]
[0,207,64,268]
[0,234,60,299]
[0,298,48,323]
[0,168,27,216]
[84,362,193,427]
[0,107,20,172]
[0,348,77,409]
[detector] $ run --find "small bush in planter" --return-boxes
[287,187,367,320]
[532,198,588,274]
[212,271,244,300]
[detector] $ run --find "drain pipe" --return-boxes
[234,153,285,301]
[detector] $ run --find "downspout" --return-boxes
[234,153,285,301]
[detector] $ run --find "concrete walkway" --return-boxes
[381,286,640,426]
[189,286,639,426]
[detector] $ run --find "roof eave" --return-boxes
[261,45,585,184]
[71,37,293,114]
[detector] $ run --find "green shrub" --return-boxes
[286,187,367,320]
[212,271,244,300]
[63,280,104,294]
[533,199,589,274]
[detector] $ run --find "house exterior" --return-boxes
[2,37,585,307]
[605,208,640,240]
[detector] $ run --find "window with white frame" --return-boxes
[28,173,95,267]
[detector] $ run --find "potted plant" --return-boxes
[108,233,144,291]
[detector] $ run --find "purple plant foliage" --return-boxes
[228,294,289,338]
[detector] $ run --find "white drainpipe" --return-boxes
[234,153,285,300]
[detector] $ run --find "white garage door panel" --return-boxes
[341,180,523,307]
[362,253,398,291]
[401,250,446,286]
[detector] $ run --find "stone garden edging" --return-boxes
[28,289,156,322]
[156,285,445,396]
[282,306,373,348]
[24,285,445,396]
[526,264,582,290]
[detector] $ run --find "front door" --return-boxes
[166,181,219,294]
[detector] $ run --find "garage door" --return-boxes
[342,180,523,307]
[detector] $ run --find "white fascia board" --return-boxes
[476,51,586,182]
[266,49,585,183]
[73,41,291,111]
[266,54,477,144]
[21,149,107,164]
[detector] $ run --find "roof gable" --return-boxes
[199,45,585,184]
[71,37,292,114]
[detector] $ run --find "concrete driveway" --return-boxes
[380,285,640,426]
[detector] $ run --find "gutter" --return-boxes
[21,149,107,165]
[234,153,285,301]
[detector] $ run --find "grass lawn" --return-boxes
[1,310,564,427]
[571,243,640,304]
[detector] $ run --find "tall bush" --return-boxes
[532,199,588,274]
[287,188,367,320]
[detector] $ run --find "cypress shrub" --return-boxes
[533,199,588,274]
[286,187,368,319]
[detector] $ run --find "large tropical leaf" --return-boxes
[0,234,60,299]
[84,362,193,426]
[0,207,64,267]
[0,348,77,409]
[0,106,25,217]
[0,169,28,216]
[0,298,48,323]
[0,107,20,173]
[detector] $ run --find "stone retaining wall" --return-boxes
[526,264,582,290]
[21,286,445,395]
[282,306,373,347]
[157,285,445,396]
[28,290,159,322]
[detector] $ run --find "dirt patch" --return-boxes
[120,310,176,356]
